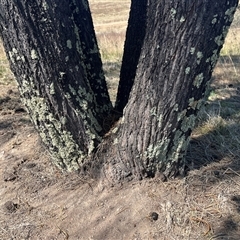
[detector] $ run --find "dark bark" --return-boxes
[0,0,112,170]
[115,0,147,113]
[101,0,238,182]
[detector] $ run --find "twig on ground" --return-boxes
[190,216,212,236]
[57,226,69,240]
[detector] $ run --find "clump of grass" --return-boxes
[221,28,240,56]
[97,31,125,62]
[0,40,15,85]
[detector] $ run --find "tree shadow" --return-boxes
[184,55,240,239]
[186,55,240,172]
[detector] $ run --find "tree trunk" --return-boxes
[101,0,238,183]
[0,0,113,171]
[0,0,238,183]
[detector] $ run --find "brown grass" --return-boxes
[0,41,15,85]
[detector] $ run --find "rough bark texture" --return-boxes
[115,0,147,113]
[0,0,238,183]
[102,0,238,183]
[0,0,113,170]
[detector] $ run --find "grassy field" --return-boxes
[0,41,15,85]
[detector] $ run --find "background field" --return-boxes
[0,1,240,239]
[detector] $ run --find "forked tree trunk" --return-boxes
[0,0,238,183]
[101,0,238,182]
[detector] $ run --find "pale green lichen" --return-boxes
[150,107,164,128]
[222,26,230,39]
[185,67,191,75]
[49,82,55,95]
[85,109,102,132]
[18,86,87,170]
[150,106,157,117]
[188,97,195,107]
[196,52,203,64]
[77,87,93,103]
[85,128,98,155]
[173,104,179,112]
[12,48,18,54]
[80,0,89,11]
[31,49,38,60]
[225,7,237,22]
[89,44,99,54]
[177,109,187,122]
[59,72,66,78]
[79,99,88,110]
[157,114,164,128]
[60,116,67,125]
[67,40,72,49]
[212,18,217,24]
[42,0,49,10]
[190,48,195,55]
[65,56,69,62]
[9,48,20,63]
[180,16,185,22]
[214,35,224,46]
[193,73,204,88]
[209,49,219,67]
[145,138,170,162]
[65,92,71,99]
[68,84,77,95]
[181,114,196,132]
[8,51,14,62]
[171,134,190,164]
[170,8,177,19]
[188,97,200,110]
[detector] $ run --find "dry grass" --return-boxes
[89,0,130,33]
[89,0,129,62]
[190,7,240,164]
[221,28,240,56]
[0,42,15,85]
[89,0,130,103]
